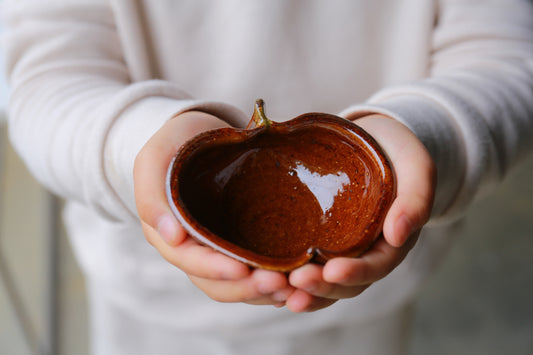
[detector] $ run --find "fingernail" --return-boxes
[272,288,292,302]
[257,282,277,295]
[395,215,413,246]
[157,214,177,245]
[303,282,318,293]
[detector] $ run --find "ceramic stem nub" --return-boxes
[248,99,272,130]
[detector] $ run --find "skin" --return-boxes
[134,110,436,312]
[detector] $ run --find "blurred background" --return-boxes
[1,115,533,355]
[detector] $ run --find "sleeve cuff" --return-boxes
[97,85,247,220]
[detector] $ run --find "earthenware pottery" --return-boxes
[166,100,395,272]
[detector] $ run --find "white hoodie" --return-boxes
[3,1,533,354]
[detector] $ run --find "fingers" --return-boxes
[141,220,250,280]
[289,263,368,300]
[189,269,294,305]
[384,141,434,246]
[287,233,419,308]
[323,234,419,287]
[355,115,436,247]
[285,290,338,313]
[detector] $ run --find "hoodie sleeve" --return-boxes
[340,0,533,224]
[2,1,248,222]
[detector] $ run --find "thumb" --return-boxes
[354,115,436,247]
[134,111,229,246]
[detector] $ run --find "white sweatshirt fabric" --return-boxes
[2,0,533,354]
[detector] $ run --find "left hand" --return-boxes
[285,114,436,312]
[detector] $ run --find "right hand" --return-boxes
[133,111,294,306]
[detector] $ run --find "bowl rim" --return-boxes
[165,113,396,272]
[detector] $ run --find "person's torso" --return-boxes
[112,0,436,118]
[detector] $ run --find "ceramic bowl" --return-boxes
[166,111,395,272]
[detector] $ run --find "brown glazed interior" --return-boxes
[168,113,395,272]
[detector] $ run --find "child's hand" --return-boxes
[134,111,433,311]
[134,111,293,306]
[285,115,436,312]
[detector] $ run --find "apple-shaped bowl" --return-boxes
[166,100,396,272]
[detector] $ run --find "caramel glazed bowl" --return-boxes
[166,100,396,272]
